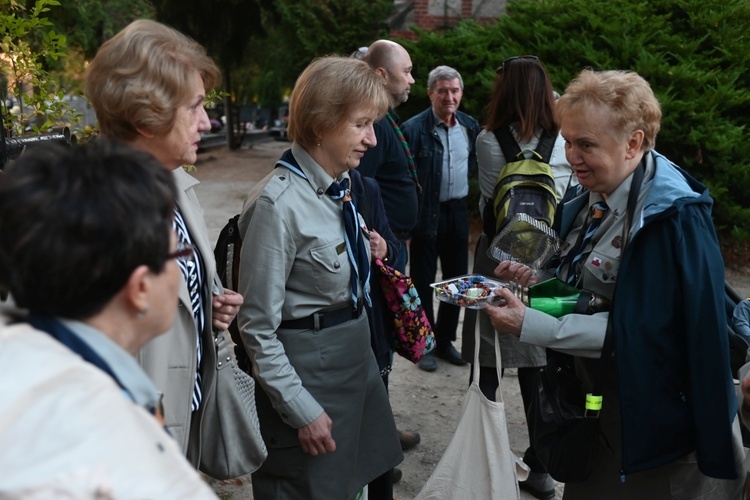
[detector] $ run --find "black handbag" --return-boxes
[527,343,610,483]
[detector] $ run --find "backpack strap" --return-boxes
[493,126,556,164]
[493,126,522,160]
[535,131,556,163]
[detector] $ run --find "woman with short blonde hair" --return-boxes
[237,56,401,499]
[287,56,390,149]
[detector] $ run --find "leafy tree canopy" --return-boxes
[1,0,72,133]
[250,0,393,103]
[46,0,155,59]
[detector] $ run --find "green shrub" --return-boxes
[397,0,750,243]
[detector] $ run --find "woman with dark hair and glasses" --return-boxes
[0,140,216,498]
[461,55,574,499]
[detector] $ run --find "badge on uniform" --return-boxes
[336,242,346,255]
[591,256,602,268]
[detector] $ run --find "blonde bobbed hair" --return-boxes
[287,56,390,150]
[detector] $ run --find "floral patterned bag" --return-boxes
[375,258,435,363]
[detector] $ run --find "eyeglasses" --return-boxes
[496,55,540,74]
[167,242,196,264]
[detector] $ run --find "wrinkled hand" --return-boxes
[298,412,336,456]
[493,261,538,287]
[369,229,388,261]
[482,287,526,337]
[212,289,242,331]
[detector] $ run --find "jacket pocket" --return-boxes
[310,241,346,293]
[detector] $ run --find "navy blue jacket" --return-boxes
[400,108,480,238]
[555,151,738,479]
[350,168,399,374]
[357,110,419,237]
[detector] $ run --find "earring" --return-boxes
[137,308,148,318]
[316,138,321,147]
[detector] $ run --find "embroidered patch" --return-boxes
[604,261,613,271]
[611,235,623,249]
[591,256,602,267]
[336,242,346,255]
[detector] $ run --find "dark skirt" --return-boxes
[252,312,403,500]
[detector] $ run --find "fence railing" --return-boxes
[1,115,77,170]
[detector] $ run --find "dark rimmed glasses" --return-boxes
[167,242,196,265]
[496,55,540,74]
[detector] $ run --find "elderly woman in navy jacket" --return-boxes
[485,69,745,498]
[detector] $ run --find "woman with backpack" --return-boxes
[461,55,573,500]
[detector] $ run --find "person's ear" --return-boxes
[625,130,645,160]
[135,127,156,139]
[123,265,152,316]
[374,67,388,81]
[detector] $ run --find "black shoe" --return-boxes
[417,353,437,372]
[434,344,467,366]
[392,467,403,484]
[519,471,555,499]
[399,430,421,451]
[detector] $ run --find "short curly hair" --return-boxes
[85,19,219,142]
[556,69,662,151]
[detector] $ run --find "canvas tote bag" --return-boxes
[415,321,528,499]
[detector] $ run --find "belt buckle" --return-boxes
[313,313,322,330]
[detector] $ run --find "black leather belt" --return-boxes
[280,301,363,330]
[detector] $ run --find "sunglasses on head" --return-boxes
[495,55,540,74]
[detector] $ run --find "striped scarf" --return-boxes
[386,112,422,193]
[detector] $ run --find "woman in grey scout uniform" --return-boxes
[485,69,745,498]
[237,56,403,500]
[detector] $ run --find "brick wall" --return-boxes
[390,0,506,39]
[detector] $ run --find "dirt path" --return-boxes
[192,141,750,499]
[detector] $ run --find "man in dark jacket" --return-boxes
[401,66,480,372]
[359,38,423,466]
[359,40,420,273]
